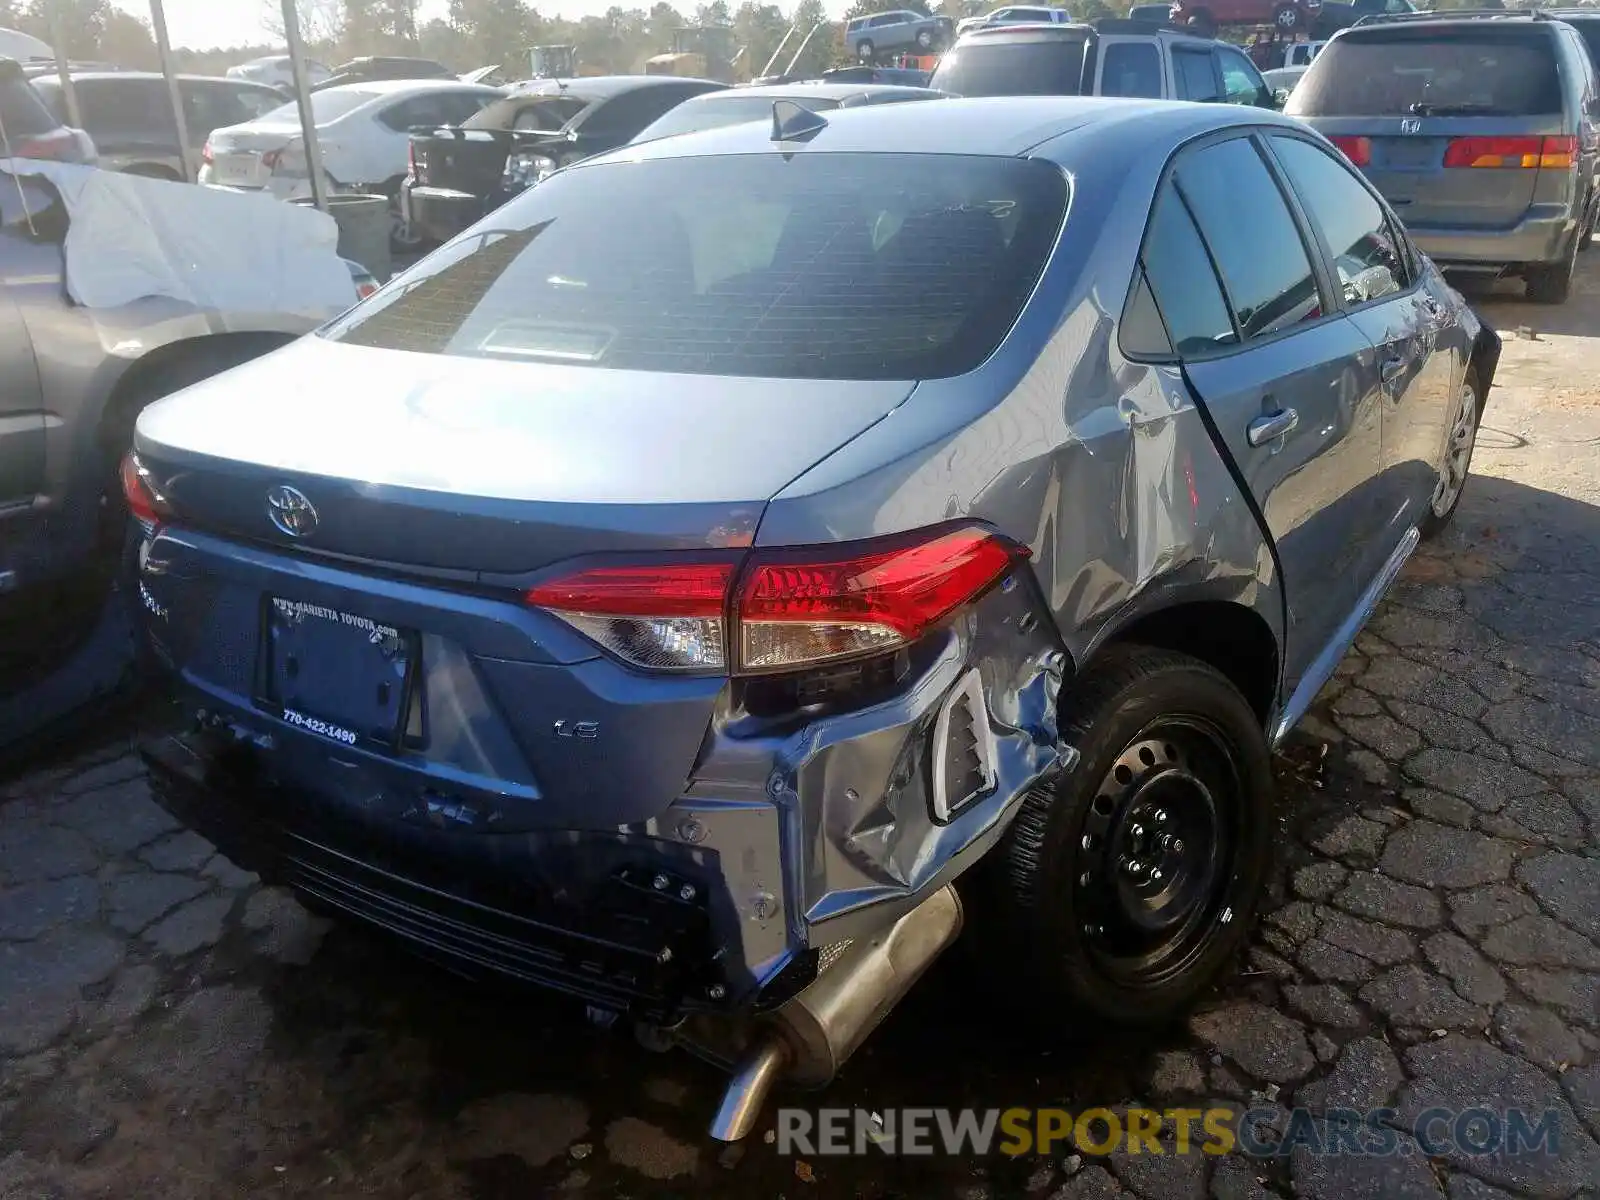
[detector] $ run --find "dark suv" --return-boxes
[928,19,1275,106]
[32,72,286,181]
[1288,10,1600,302]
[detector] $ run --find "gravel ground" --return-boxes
[2,267,1599,1200]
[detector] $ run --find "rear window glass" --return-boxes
[0,75,64,140]
[634,95,843,141]
[1288,32,1563,117]
[929,38,1087,95]
[262,87,378,124]
[325,152,1068,381]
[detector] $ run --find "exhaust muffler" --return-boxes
[708,883,964,1142]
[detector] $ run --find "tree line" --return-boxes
[2,0,1516,80]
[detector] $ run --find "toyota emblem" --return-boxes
[266,484,318,538]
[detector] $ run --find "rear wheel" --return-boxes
[856,38,875,61]
[1273,3,1302,30]
[915,28,933,48]
[977,646,1275,1027]
[1526,231,1579,304]
[1421,367,1481,539]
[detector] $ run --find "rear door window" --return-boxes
[325,152,1069,381]
[929,36,1088,95]
[1269,135,1405,306]
[1175,135,1324,340]
[78,79,175,137]
[1288,31,1563,117]
[1173,47,1221,102]
[1136,182,1237,356]
[1100,41,1163,97]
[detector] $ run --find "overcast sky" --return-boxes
[113,0,856,51]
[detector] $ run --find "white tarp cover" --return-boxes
[0,158,356,314]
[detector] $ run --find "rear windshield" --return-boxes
[261,87,379,123]
[929,37,1087,95]
[1288,31,1563,117]
[2,75,68,139]
[324,152,1068,381]
[634,95,843,141]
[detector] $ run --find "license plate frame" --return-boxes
[211,152,264,187]
[261,597,420,749]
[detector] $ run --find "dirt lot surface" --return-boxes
[3,267,1599,1200]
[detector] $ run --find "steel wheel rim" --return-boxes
[1072,716,1241,989]
[1431,381,1477,517]
[1276,8,1297,26]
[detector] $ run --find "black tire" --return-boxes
[1419,366,1482,540]
[976,646,1275,1028]
[1526,231,1578,304]
[915,28,933,48]
[1273,3,1302,31]
[856,38,874,61]
[1579,197,1596,252]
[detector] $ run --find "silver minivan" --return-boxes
[1288,10,1600,303]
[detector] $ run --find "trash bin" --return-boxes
[292,193,391,283]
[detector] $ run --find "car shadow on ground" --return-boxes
[1465,259,1600,339]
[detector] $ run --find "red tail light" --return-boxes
[1443,135,1575,169]
[524,527,1028,674]
[120,452,168,528]
[16,129,77,162]
[1329,135,1371,167]
[202,139,214,166]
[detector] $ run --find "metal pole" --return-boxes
[785,21,828,77]
[280,0,329,212]
[45,4,82,129]
[760,22,799,77]
[148,0,196,181]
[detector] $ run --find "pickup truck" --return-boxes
[404,75,723,245]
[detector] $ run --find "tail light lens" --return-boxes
[1329,135,1371,167]
[119,452,169,530]
[525,527,1028,675]
[201,139,214,166]
[15,129,79,162]
[1443,135,1575,169]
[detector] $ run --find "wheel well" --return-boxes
[97,331,297,461]
[1106,601,1279,725]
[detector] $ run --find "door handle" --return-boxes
[1381,356,1407,387]
[1247,407,1299,447]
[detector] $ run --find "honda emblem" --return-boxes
[1400,117,1423,135]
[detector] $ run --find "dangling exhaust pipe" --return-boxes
[708,883,964,1142]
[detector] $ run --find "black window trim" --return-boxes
[1259,128,1426,317]
[1120,126,1342,366]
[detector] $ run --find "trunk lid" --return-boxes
[1311,113,1563,230]
[133,336,914,574]
[410,126,530,191]
[205,121,303,188]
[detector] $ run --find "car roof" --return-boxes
[691,82,937,101]
[509,74,721,98]
[49,72,278,85]
[592,95,1299,164]
[313,78,502,97]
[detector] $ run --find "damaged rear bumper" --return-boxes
[138,548,1070,1023]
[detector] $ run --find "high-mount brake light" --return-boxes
[524,527,1028,675]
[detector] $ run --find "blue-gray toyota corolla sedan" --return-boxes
[125,97,1498,1139]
